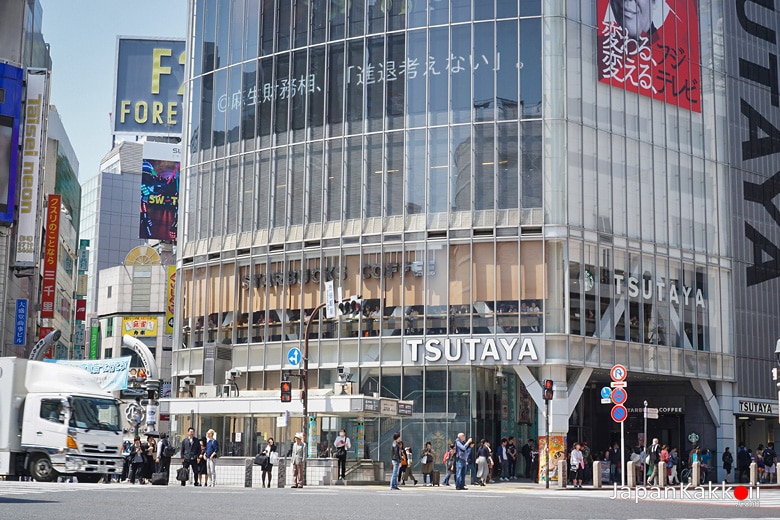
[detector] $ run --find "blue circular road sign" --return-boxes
[611,404,628,423]
[611,387,627,405]
[600,386,612,399]
[287,347,302,366]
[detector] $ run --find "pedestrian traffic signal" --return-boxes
[543,379,554,401]
[280,380,292,403]
[338,296,364,317]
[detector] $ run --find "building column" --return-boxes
[514,365,592,436]
[715,381,735,483]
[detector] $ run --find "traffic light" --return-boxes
[543,379,554,401]
[338,296,364,317]
[280,379,292,403]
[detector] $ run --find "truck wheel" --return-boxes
[77,474,102,484]
[29,454,58,482]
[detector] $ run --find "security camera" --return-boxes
[231,368,243,377]
[181,377,195,386]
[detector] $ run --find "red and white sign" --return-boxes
[75,298,87,321]
[610,364,628,382]
[611,404,628,423]
[40,194,61,327]
[597,0,701,112]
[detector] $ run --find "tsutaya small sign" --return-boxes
[405,336,544,365]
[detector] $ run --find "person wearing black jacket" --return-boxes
[180,427,201,486]
[390,432,401,490]
[609,443,621,484]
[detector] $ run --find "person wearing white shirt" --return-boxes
[333,428,351,480]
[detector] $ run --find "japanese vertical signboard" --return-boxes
[14,299,28,346]
[89,317,100,360]
[597,0,701,112]
[15,69,48,264]
[40,194,61,334]
[166,265,176,334]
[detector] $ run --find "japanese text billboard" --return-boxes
[0,63,23,224]
[597,0,701,112]
[123,316,158,337]
[114,37,185,135]
[140,142,179,242]
[166,265,176,334]
[46,357,131,392]
[41,195,61,321]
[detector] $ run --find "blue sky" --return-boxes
[40,0,187,180]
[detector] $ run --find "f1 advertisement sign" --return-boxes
[140,142,180,242]
[597,0,701,112]
[0,63,23,224]
[114,37,185,135]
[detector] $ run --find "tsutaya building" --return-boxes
[170,0,780,475]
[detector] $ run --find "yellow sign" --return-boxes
[122,316,158,337]
[165,266,176,334]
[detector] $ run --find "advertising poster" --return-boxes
[538,435,567,482]
[40,195,61,323]
[114,38,185,135]
[597,0,701,112]
[0,62,23,224]
[123,316,158,337]
[140,142,180,242]
[46,357,131,392]
[166,265,176,334]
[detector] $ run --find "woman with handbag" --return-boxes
[261,438,278,488]
[476,439,491,486]
[421,442,435,486]
[570,442,585,488]
[333,429,351,481]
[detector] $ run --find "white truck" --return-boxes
[0,357,124,482]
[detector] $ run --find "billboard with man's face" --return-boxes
[597,0,701,112]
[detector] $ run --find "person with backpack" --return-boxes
[156,433,174,476]
[389,432,402,490]
[722,446,734,483]
[736,443,750,483]
[442,443,456,486]
[668,447,680,484]
[646,438,661,486]
[763,442,776,484]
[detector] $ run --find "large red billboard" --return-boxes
[597,0,701,112]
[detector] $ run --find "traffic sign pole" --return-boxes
[620,420,625,487]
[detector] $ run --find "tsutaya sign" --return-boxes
[610,274,706,309]
[405,336,543,365]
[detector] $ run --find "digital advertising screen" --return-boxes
[140,157,179,242]
[0,62,23,224]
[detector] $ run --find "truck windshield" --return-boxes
[68,397,121,431]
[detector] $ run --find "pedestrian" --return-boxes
[507,437,518,480]
[442,443,455,486]
[128,436,146,485]
[668,447,680,484]
[421,442,435,486]
[402,444,418,485]
[570,442,584,488]
[180,427,201,486]
[659,444,669,486]
[521,439,535,478]
[497,438,509,481]
[756,444,766,483]
[156,433,173,475]
[476,439,491,486]
[398,440,408,484]
[609,442,621,484]
[722,446,733,483]
[736,442,750,483]
[333,428,351,481]
[467,439,477,485]
[206,429,219,487]
[390,432,401,490]
[197,438,208,486]
[144,435,157,482]
[455,432,472,490]
[581,441,592,484]
[261,438,278,488]
[120,440,132,482]
[291,432,306,488]
[646,438,661,485]
[763,442,777,484]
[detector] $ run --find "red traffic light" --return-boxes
[280,381,292,403]
[543,379,554,401]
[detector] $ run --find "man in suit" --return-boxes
[180,427,200,486]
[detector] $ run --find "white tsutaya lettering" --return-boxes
[481,339,500,361]
[656,280,665,302]
[669,284,679,305]
[614,273,625,294]
[642,278,653,300]
[464,339,479,361]
[444,338,462,361]
[696,289,705,309]
[627,276,639,298]
[424,339,442,362]
[499,337,517,359]
[408,339,423,362]
[682,285,692,306]
[518,338,538,361]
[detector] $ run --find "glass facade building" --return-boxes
[172,1,780,473]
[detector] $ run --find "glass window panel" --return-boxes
[669,259,683,348]
[311,0,327,44]
[327,43,345,137]
[216,0,230,67]
[244,0,260,59]
[639,142,654,242]
[325,138,343,221]
[428,127,449,214]
[682,263,696,349]
[260,0,275,55]
[367,0,385,34]
[212,160,225,237]
[667,151,681,247]
[189,78,201,157]
[366,133,383,218]
[569,241,582,335]
[583,244,597,337]
[229,0,244,64]
[425,368,447,413]
[212,69,227,152]
[628,252,641,343]
[407,0,427,28]
[520,0,542,17]
[195,0,209,75]
[291,50,308,140]
[451,0,471,23]
[277,0,292,52]
[386,131,404,216]
[387,0,406,31]
[308,45,326,140]
[612,136,626,237]
[290,144,305,225]
[497,0,518,18]
[329,0,347,40]
[348,0,365,37]
[450,24,471,124]
[405,29,427,128]
[241,61,257,147]
[519,18,541,117]
[473,22,495,122]
[258,150,271,229]
[653,147,668,244]
[428,26,449,126]
[346,40,364,134]
[612,248,625,341]
[345,136,363,219]
[386,33,406,130]
[498,122,518,210]
[242,153,256,231]
[474,124,494,211]
[227,65,242,149]
[475,0,494,21]
[496,20,519,121]
[406,129,425,214]
[366,36,384,133]
[430,0,449,26]
[293,0,309,48]
[381,367,401,399]
[275,54,290,142]
[226,157,239,234]
[655,257,669,346]
[273,148,288,228]
[308,140,324,223]
[520,120,542,208]
[257,58,273,146]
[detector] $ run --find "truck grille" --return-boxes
[81,443,121,455]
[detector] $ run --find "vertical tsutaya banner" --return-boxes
[0,63,23,224]
[15,69,48,264]
[597,0,701,112]
[140,141,180,242]
[40,195,61,324]
[114,38,185,135]
[166,265,176,334]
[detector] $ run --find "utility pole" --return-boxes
[301,301,327,485]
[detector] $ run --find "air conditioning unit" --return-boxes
[195,385,217,398]
[334,382,354,395]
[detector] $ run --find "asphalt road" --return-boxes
[0,480,779,520]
